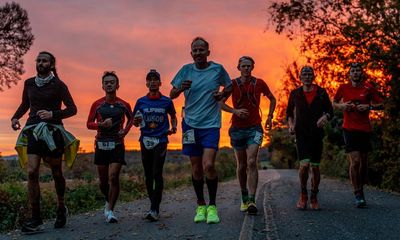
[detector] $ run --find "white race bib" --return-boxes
[253,131,263,145]
[142,136,160,150]
[97,141,116,150]
[182,129,195,144]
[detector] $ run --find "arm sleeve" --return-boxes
[322,89,334,120]
[132,101,139,115]
[52,82,77,120]
[168,100,177,116]
[122,102,134,136]
[11,81,30,120]
[286,91,295,121]
[86,102,99,130]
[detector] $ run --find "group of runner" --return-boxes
[10,37,382,234]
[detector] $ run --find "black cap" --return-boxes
[146,69,161,81]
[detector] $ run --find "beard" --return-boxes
[351,75,363,82]
[36,65,52,76]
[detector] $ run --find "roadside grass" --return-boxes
[0,148,236,232]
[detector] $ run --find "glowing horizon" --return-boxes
[0,0,300,156]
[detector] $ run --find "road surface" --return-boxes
[2,169,399,240]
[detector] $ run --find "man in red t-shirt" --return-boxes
[286,66,333,210]
[333,63,383,208]
[221,56,276,214]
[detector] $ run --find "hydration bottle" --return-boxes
[135,110,145,128]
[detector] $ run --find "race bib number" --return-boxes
[182,129,195,144]
[253,131,263,145]
[97,141,115,150]
[142,136,160,150]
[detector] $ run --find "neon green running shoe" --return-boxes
[206,205,220,224]
[240,201,248,212]
[194,205,207,223]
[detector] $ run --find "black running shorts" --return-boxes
[343,129,372,153]
[94,141,126,165]
[26,128,64,158]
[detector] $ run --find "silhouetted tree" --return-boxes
[0,2,34,91]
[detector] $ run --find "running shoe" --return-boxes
[21,218,44,234]
[145,210,152,220]
[309,195,320,210]
[247,202,258,215]
[240,201,248,212]
[193,205,207,223]
[104,202,109,217]
[54,206,68,228]
[148,210,159,222]
[206,205,220,224]
[355,195,366,208]
[106,210,118,223]
[296,193,308,210]
[361,191,367,206]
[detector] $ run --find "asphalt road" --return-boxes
[2,169,399,240]
[260,170,400,240]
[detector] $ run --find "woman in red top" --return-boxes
[221,56,276,215]
[333,63,383,208]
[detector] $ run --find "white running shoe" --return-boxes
[149,210,159,221]
[104,202,109,217]
[106,210,118,223]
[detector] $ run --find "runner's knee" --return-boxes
[28,169,39,181]
[247,157,257,170]
[237,160,247,172]
[203,162,215,174]
[109,173,119,186]
[348,152,361,164]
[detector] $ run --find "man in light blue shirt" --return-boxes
[170,37,232,224]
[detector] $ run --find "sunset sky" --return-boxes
[0,0,301,156]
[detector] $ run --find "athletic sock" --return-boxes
[248,194,255,203]
[192,176,205,205]
[241,189,249,202]
[206,177,218,206]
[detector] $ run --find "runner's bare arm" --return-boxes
[214,84,233,101]
[170,80,192,99]
[219,102,249,119]
[167,113,178,135]
[265,93,276,130]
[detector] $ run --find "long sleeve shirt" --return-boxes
[12,77,77,126]
[286,85,333,139]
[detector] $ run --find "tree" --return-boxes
[0,2,34,91]
[268,0,400,191]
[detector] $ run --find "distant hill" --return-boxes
[1,155,18,161]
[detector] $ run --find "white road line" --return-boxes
[239,170,280,240]
[264,180,280,240]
